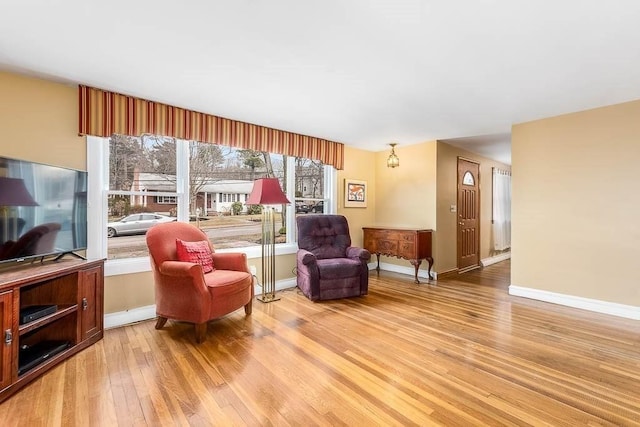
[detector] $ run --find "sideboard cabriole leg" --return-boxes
[426,257,434,280]
[410,259,422,284]
[375,253,381,273]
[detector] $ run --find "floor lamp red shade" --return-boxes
[246,178,290,302]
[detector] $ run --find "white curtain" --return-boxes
[492,168,511,251]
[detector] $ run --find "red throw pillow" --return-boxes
[175,239,214,273]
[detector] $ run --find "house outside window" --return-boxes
[87,134,335,274]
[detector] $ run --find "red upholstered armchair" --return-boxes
[146,222,253,343]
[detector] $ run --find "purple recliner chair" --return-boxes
[296,214,371,301]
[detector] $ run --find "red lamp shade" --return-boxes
[0,177,39,206]
[246,178,290,205]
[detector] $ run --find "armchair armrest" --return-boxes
[160,260,204,278]
[155,260,209,305]
[346,247,371,262]
[211,252,250,273]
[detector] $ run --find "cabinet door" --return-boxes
[0,291,14,390]
[79,266,104,341]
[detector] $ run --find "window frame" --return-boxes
[87,136,336,276]
[156,195,177,204]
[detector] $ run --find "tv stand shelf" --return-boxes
[18,305,78,335]
[0,259,104,402]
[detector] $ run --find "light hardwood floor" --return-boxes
[1,260,639,426]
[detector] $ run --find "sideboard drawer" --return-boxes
[376,239,398,254]
[362,227,434,283]
[398,242,416,259]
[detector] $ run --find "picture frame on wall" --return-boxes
[344,179,367,208]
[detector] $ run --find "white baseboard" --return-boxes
[367,262,436,281]
[481,252,511,267]
[509,285,640,320]
[254,277,297,296]
[104,304,157,329]
[104,278,298,329]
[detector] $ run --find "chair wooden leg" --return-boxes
[194,322,207,343]
[155,316,168,329]
[244,299,253,315]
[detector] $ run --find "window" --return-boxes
[87,135,336,274]
[462,171,475,186]
[294,157,326,214]
[157,196,177,204]
[104,135,180,260]
[492,168,511,251]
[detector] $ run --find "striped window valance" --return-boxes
[78,85,344,169]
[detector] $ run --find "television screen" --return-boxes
[0,156,87,264]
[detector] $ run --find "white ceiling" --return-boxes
[3,1,640,165]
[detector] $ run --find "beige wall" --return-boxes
[0,72,84,169]
[0,72,157,314]
[104,272,154,313]
[367,142,438,269]
[104,253,299,313]
[512,100,640,306]
[435,141,511,273]
[0,71,379,314]
[10,69,635,313]
[374,142,437,228]
[337,146,377,247]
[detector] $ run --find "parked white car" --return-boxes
[107,213,176,237]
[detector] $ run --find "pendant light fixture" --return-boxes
[387,143,400,168]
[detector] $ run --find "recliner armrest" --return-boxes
[297,249,317,266]
[346,247,371,261]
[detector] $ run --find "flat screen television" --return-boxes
[0,156,87,265]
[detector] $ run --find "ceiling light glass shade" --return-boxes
[387,143,400,168]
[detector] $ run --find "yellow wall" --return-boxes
[435,141,511,273]
[369,142,438,269]
[106,145,378,313]
[0,72,156,314]
[0,71,379,314]
[512,100,640,306]
[104,253,299,313]
[8,69,635,313]
[375,142,437,228]
[0,72,84,169]
[337,146,377,247]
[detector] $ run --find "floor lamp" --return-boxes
[246,178,290,303]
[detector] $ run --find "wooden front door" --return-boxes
[457,158,480,272]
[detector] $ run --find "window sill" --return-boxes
[105,243,299,277]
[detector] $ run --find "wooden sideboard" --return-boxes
[362,227,434,283]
